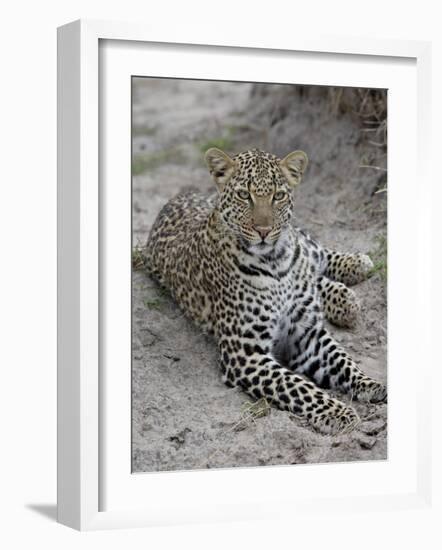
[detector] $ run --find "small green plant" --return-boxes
[198,128,235,153]
[368,234,387,280]
[132,124,157,137]
[141,284,170,311]
[142,297,164,310]
[132,147,185,175]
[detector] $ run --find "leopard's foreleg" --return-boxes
[289,327,386,403]
[218,336,360,435]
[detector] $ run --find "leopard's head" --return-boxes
[205,147,308,254]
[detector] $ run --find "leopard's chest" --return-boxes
[215,238,320,331]
[231,257,311,322]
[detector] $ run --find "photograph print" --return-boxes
[131,77,387,473]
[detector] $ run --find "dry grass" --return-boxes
[327,87,387,200]
[329,87,387,152]
[328,88,386,123]
[202,398,271,467]
[132,244,147,270]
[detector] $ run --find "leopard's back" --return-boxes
[145,191,217,330]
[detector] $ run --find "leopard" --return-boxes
[144,147,386,435]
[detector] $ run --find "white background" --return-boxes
[0,1,441,548]
[102,41,418,515]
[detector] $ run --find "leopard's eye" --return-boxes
[273,191,286,201]
[237,190,250,201]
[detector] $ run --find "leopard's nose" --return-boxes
[253,225,272,239]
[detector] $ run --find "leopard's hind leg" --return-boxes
[323,249,373,286]
[317,275,360,328]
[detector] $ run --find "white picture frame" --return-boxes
[57,19,432,531]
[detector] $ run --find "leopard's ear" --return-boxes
[279,150,308,187]
[204,148,236,191]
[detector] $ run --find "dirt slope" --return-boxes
[131,78,387,473]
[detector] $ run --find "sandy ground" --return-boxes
[131,79,387,473]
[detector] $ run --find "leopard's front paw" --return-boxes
[311,399,360,436]
[353,378,387,403]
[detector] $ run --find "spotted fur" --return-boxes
[145,148,386,435]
